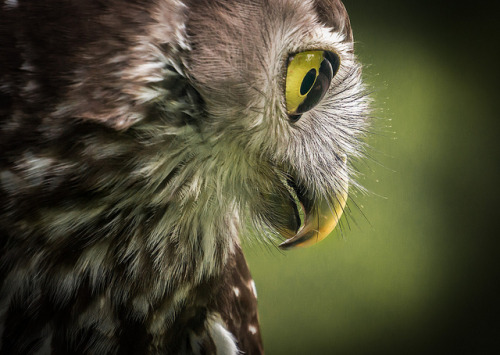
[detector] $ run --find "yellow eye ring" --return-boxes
[285,50,340,119]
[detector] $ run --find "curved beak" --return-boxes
[279,164,348,250]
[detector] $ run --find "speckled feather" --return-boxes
[0,0,367,353]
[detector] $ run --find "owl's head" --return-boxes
[126,0,369,254]
[166,0,370,249]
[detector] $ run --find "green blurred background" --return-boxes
[243,2,499,354]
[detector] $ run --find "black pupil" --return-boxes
[300,69,317,95]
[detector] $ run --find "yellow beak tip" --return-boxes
[279,189,348,250]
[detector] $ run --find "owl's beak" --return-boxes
[279,165,348,250]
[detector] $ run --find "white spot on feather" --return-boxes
[207,315,239,355]
[23,80,38,93]
[249,280,257,299]
[233,287,240,297]
[4,0,18,9]
[20,60,35,72]
[248,325,257,335]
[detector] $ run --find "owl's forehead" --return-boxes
[185,0,349,24]
[184,0,353,107]
[185,0,351,48]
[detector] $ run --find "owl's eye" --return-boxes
[285,50,340,120]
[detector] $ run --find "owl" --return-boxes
[0,0,369,353]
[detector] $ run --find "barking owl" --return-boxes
[0,0,369,353]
